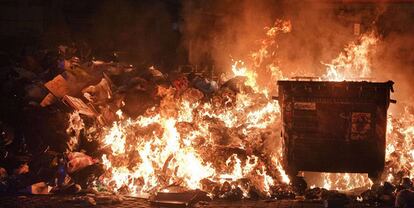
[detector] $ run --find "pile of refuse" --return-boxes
[0,44,221,196]
[0,44,121,195]
[1,44,414,208]
[0,44,277,203]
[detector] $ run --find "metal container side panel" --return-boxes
[289,102,384,173]
[277,81,392,174]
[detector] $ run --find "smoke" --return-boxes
[181,1,352,75]
[182,0,413,108]
[181,0,276,71]
[373,38,414,113]
[373,33,414,113]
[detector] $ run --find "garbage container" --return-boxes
[277,79,395,181]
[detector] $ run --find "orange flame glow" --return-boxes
[323,33,378,81]
[67,20,414,197]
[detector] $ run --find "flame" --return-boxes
[219,154,258,182]
[66,112,85,151]
[66,19,414,197]
[98,84,284,197]
[232,20,291,94]
[320,173,372,191]
[231,61,259,92]
[316,32,414,191]
[91,20,297,197]
[323,33,378,81]
[384,107,414,182]
[271,155,290,184]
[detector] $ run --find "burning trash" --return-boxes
[0,2,413,207]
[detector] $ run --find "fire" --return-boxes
[323,33,378,81]
[92,21,297,197]
[271,155,290,184]
[320,173,372,191]
[231,61,258,92]
[103,122,126,155]
[98,82,283,197]
[315,32,414,191]
[66,112,85,151]
[384,107,414,182]
[219,154,258,182]
[67,19,414,198]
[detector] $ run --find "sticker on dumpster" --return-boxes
[351,112,371,140]
[294,102,316,110]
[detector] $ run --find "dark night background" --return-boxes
[0,0,183,68]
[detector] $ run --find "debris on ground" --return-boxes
[395,189,414,208]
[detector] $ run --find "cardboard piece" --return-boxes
[44,75,70,98]
[62,95,96,117]
[40,93,57,107]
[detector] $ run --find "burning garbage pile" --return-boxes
[74,60,288,198]
[0,18,414,208]
[89,20,294,199]
[0,35,291,200]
